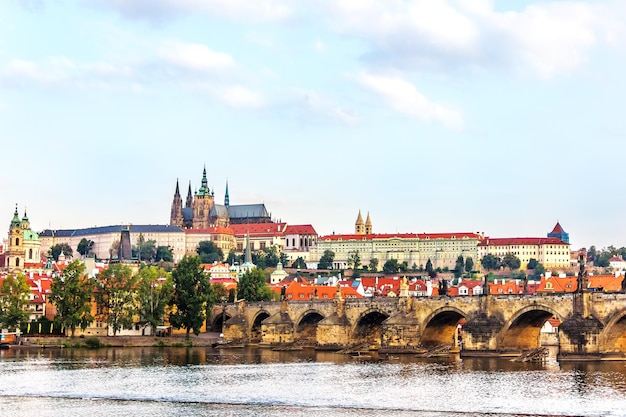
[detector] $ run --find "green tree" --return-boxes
[502,253,521,270]
[237,268,273,302]
[383,259,400,274]
[318,250,335,270]
[527,258,539,270]
[50,260,95,337]
[291,257,307,269]
[169,256,211,337]
[411,263,418,272]
[49,243,73,261]
[138,240,157,262]
[348,251,361,270]
[465,257,474,273]
[481,254,501,271]
[95,264,138,336]
[197,241,224,264]
[454,255,465,278]
[137,266,174,335]
[425,258,436,278]
[77,238,95,257]
[368,258,379,272]
[226,250,240,265]
[0,274,30,331]
[399,261,408,273]
[155,246,174,262]
[263,246,280,268]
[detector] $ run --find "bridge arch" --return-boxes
[600,310,626,353]
[211,311,232,332]
[250,310,271,343]
[353,308,390,349]
[498,305,563,351]
[421,307,467,347]
[295,310,326,345]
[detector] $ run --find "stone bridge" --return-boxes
[210,291,626,360]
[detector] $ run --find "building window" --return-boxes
[15,257,20,267]
[29,249,33,259]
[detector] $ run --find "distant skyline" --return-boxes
[2,1,626,251]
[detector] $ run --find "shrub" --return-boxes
[85,337,101,349]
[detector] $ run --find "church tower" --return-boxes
[192,166,215,229]
[170,179,184,227]
[185,181,193,208]
[224,180,230,207]
[365,212,372,234]
[355,210,365,235]
[7,205,25,273]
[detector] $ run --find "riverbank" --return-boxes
[16,332,222,348]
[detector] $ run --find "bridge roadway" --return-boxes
[211,291,626,360]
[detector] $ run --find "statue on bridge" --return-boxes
[576,253,588,293]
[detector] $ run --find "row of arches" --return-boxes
[215,305,626,353]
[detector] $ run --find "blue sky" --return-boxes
[2,0,626,250]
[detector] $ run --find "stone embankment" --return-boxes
[16,332,221,348]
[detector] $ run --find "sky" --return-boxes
[2,0,626,251]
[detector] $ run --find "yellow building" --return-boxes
[477,237,570,270]
[309,212,482,270]
[6,205,41,273]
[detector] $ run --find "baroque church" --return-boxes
[170,167,272,229]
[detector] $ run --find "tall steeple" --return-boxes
[365,212,372,234]
[245,231,252,264]
[170,179,183,227]
[197,165,210,196]
[224,180,230,207]
[10,204,20,229]
[355,210,365,235]
[186,181,193,208]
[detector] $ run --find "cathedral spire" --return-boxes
[10,204,20,229]
[197,165,210,196]
[174,178,180,197]
[355,210,365,235]
[186,181,193,208]
[365,212,372,234]
[225,180,230,207]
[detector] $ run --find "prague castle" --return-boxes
[170,167,272,229]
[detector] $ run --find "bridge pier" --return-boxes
[380,313,421,353]
[259,301,295,347]
[460,313,504,356]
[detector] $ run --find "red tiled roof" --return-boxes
[320,232,481,241]
[284,225,318,235]
[185,227,234,235]
[478,237,568,247]
[229,223,287,237]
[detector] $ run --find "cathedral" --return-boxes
[169,167,272,229]
[5,205,41,273]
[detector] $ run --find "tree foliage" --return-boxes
[169,256,211,337]
[77,238,95,257]
[454,255,465,278]
[291,257,307,269]
[502,253,521,270]
[155,246,174,262]
[425,258,436,278]
[383,259,399,274]
[465,257,474,273]
[50,243,73,261]
[348,251,361,270]
[368,258,379,272]
[318,250,335,270]
[237,268,273,302]
[137,266,174,334]
[95,264,138,336]
[50,260,95,337]
[481,254,501,271]
[0,274,30,331]
[197,241,224,264]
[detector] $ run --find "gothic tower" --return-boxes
[355,210,365,235]
[224,180,230,207]
[365,212,372,234]
[7,205,25,273]
[170,179,183,227]
[185,181,193,208]
[192,166,215,229]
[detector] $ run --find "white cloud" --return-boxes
[356,72,462,129]
[159,41,235,73]
[218,85,264,109]
[93,0,292,23]
[314,39,326,52]
[320,0,621,78]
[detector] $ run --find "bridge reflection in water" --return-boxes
[212,290,626,361]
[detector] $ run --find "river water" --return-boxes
[0,346,625,417]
